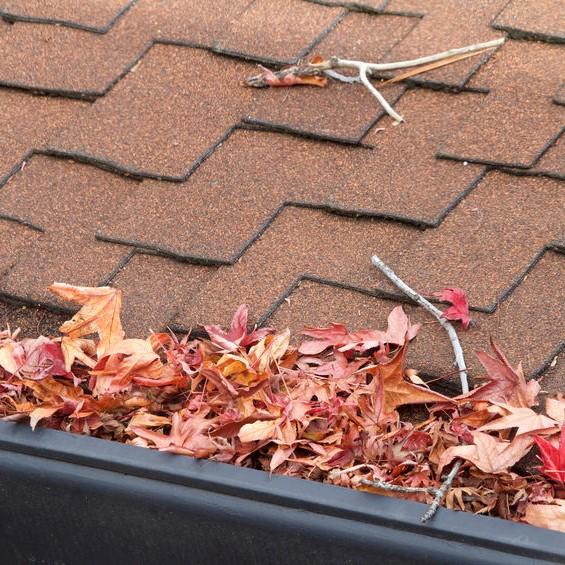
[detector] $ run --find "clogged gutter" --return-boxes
[0,278,563,532]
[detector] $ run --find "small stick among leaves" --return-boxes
[370,254,469,522]
[244,38,505,123]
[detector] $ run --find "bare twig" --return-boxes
[370,255,469,394]
[244,38,505,122]
[369,254,468,522]
[361,478,438,495]
[421,460,462,522]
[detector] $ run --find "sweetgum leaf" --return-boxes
[438,431,533,476]
[372,342,451,414]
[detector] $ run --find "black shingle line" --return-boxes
[0,0,137,34]
[0,214,45,232]
[211,9,347,67]
[99,249,137,286]
[491,23,565,45]
[42,125,239,183]
[243,85,406,146]
[306,0,389,14]
[437,126,564,170]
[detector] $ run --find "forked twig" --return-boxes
[244,38,505,122]
[421,460,462,523]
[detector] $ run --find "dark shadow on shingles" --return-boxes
[306,0,389,14]
[554,85,565,106]
[211,9,346,67]
[477,128,565,180]
[0,213,44,232]
[0,1,137,34]
[99,248,137,286]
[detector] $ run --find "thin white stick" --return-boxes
[370,255,469,394]
[333,38,505,73]
[358,65,404,123]
[246,38,505,123]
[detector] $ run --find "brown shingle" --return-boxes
[492,0,565,43]
[212,0,342,64]
[136,0,252,47]
[245,82,404,142]
[49,45,259,178]
[170,206,416,329]
[0,156,133,307]
[109,252,215,338]
[0,7,151,95]
[168,171,563,332]
[439,41,564,168]
[0,89,87,185]
[95,129,367,261]
[265,249,565,383]
[328,88,486,224]
[524,132,565,179]
[0,0,135,32]
[379,0,507,88]
[244,11,416,141]
[373,171,564,309]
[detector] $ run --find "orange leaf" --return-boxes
[60,336,96,372]
[49,284,125,358]
[523,500,565,533]
[438,431,533,476]
[90,338,164,397]
[374,344,451,414]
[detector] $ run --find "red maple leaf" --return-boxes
[204,304,273,351]
[432,287,471,329]
[534,425,565,484]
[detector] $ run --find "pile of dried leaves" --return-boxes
[0,284,563,532]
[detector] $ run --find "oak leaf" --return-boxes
[49,284,124,358]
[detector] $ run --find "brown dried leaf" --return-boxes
[438,431,533,476]
[523,500,565,533]
[49,284,125,358]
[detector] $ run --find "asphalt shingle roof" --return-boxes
[0,0,563,393]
